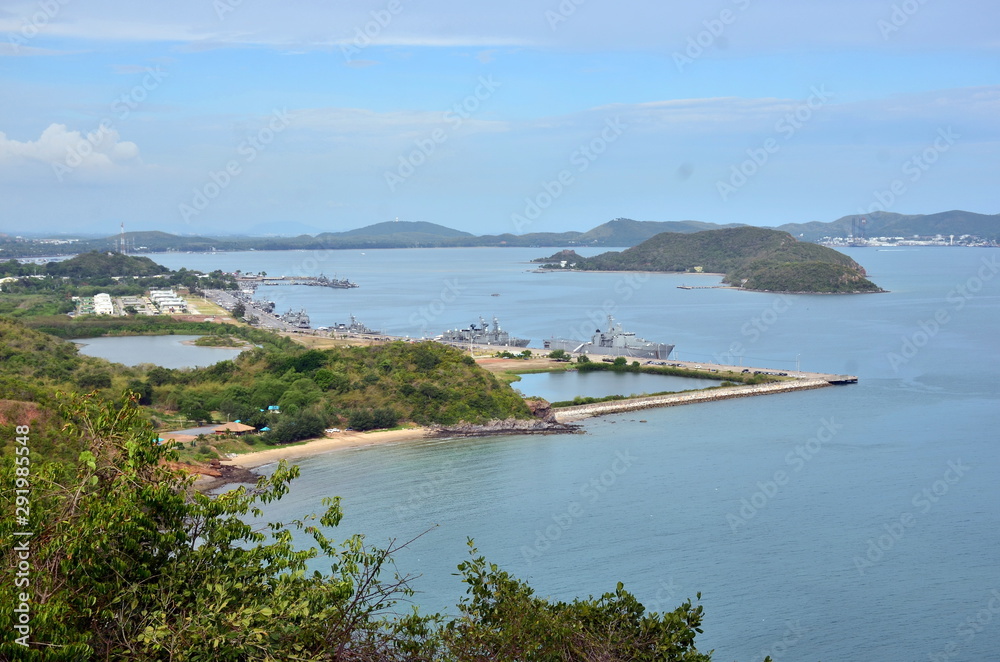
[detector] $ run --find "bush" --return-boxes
[348,407,400,432]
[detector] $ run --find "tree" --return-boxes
[0,391,746,661]
[0,392,428,660]
[547,348,568,360]
[231,301,246,319]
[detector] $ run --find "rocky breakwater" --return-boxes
[430,399,581,437]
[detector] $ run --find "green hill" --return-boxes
[44,251,172,278]
[334,220,473,239]
[574,218,745,246]
[541,226,883,293]
[777,210,1000,241]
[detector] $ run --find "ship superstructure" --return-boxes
[544,315,673,359]
[440,316,529,347]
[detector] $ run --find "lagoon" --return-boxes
[512,369,722,402]
[72,334,245,369]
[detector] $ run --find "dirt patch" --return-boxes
[0,399,47,427]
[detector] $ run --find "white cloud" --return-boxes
[0,123,141,171]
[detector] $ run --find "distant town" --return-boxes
[820,233,996,248]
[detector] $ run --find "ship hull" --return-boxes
[544,338,674,360]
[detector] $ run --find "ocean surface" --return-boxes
[144,246,1000,661]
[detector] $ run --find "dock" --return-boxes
[553,379,833,422]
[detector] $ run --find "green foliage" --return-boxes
[0,375,760,661]
[576,354,590,364]
[262,411,326,444]
[348,407,400,432]
[546,226,882,293]
[0,392,434,660]
[441,541,714,661]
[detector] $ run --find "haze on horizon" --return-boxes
[0,0,997,237]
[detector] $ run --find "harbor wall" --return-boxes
[552,379,832,422]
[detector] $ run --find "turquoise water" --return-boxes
[155,246,1000,661]
[513,370,722,402]
[72,334,244,368]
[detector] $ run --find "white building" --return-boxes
[93,293,114,315]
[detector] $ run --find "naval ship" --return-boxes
[330,315,379,335]
[544,316,673,359]
[440,316,529,347]
[280,309,311,329]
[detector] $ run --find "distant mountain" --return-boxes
[538,227,883,294]
[2,210,993,258]
[574,218,745,246]
[332,221,473,239]
[777,210,1000,241]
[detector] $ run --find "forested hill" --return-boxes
[1,251,171,278]
[0,317,533,456]
[539,226,884,293]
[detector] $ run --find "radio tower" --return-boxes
[119,222,127,255]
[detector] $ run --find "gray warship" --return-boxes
[331,315,379,335]
[280,309,311,329]
[544,315,674,359]
[440,316,529,348]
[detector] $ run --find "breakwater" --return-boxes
[553,379,832,422]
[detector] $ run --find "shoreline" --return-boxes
[222,427,432,470]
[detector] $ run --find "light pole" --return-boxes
[796,354,801,376]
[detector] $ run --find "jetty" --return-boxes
[553,379,832,422]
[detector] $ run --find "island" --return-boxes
[535,226,884,294]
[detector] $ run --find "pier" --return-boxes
[553,379,833,422]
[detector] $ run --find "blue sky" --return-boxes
[0,0,997,236]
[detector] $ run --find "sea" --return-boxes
[142,246,1000,661]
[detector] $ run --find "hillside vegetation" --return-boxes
[540,226,883,293]
[0,317,532,452]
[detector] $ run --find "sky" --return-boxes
[0,0,997,237]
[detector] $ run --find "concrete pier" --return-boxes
[553,378,833,422]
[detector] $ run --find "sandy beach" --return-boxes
[223,427,432,470]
